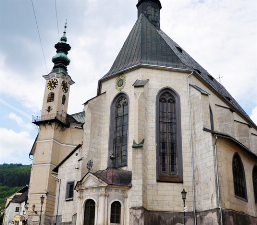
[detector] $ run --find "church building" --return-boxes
[27,0,257,224]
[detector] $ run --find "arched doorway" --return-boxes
[84,199,95,225]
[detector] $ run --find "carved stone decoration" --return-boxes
[115,75,126,91]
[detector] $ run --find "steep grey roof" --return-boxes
[100,14,189,81]
[99,14,255,127]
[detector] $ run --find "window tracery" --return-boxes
[232,153,247,200]
[156,88,182,182]
[109,94,129,168]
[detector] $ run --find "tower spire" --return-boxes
[51,20,71,75]
[137,0,162,29]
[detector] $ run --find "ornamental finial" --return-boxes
[60,20,68,43]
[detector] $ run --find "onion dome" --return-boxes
[51,21,71,76]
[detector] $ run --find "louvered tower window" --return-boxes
[253,165,257,203]
[156,88,183,182]
[47,92,54,102]
[232,153,247,200]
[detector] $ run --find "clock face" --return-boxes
[62,81,69,93]
[47,78,58,90]
[115,75,126,91]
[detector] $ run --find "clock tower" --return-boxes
[41,22,74,123]
[28,23,78,225]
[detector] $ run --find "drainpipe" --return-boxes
[187,71,197,225]
[51,173,61,225]
[214,135,223,225]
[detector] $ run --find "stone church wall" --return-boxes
[217,138,257,218]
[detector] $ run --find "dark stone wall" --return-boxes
[129,207,194,225]
[222,209,257,225]
[129,207,256,225]
[196,209,219,225]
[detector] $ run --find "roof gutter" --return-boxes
[214,135,223,225]
[193,70,257,130]
[187,71,197,225]
[51,173,61,225]
[98,64,191,95]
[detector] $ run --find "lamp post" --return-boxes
[39,195,45,225]
[181,189,187,225]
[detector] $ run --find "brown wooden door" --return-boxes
[84,199,95,225]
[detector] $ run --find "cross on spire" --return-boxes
[64,19,67,34]
[217,74,224,83]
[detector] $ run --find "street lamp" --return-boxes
[181,189,187,225]
[39,195,45,225]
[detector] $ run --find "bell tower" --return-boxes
[41,21,74,124]
[28,23,75,225]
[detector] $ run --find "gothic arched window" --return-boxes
[110,201,121,224]
[47,92,54,103]
[109,94,129,168]
[156,88,182,182]
[253,165,257,203]
[232,153,247,200]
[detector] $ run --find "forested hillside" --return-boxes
[0,164,31,209]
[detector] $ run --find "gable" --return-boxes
[77,173,108,190]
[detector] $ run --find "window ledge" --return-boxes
[65,198,73,201]
[157,175,183,183]
[235,195,248,203]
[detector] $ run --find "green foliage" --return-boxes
[0,212,3,225]
[0,164,31,211]
[0,164,31,187]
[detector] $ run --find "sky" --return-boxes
[0,0,256,165]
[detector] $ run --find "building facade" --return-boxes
[27,1,257,225]
[3,186,28,225]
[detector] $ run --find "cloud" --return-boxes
[0,54,44,112]
[9,113,34,131]
[0,128,34,164]
[251,106,257,125]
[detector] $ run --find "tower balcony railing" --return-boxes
[32,111,68,126]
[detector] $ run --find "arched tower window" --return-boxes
[47,92,54,103]
[84,199,95,225]
[156,88,182,182]
[110,201,121,224]
[232,153,247,200]
[253,165,257,203]
[109,93,129,168]
[62,94,66,105]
